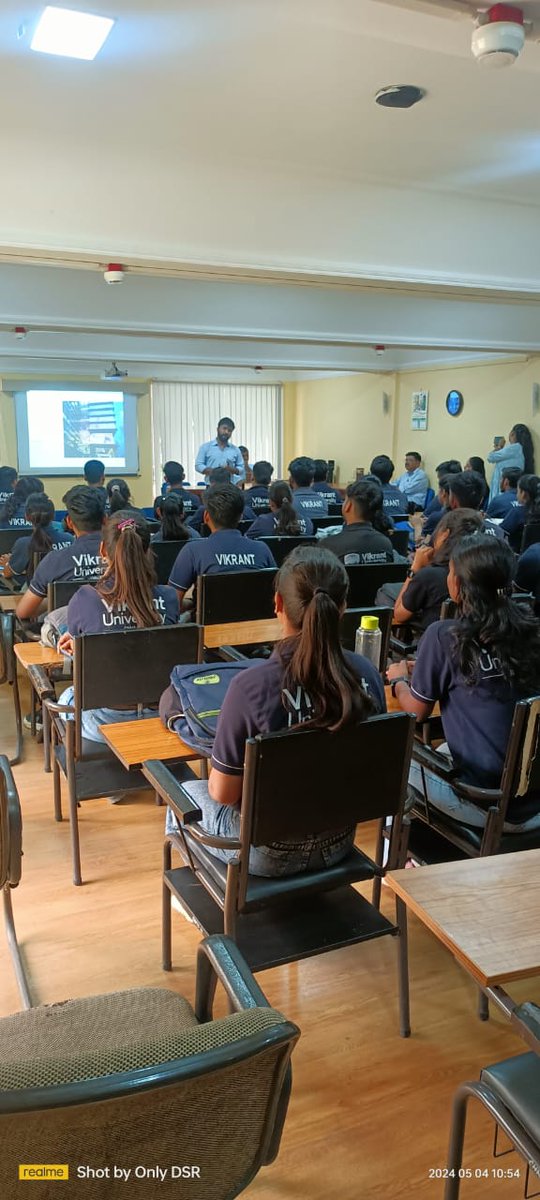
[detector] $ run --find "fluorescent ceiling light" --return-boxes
[30,6,114,60]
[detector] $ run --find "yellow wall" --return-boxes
[394,359,540,484]
[0,389,153,509]
[285,373,397,485]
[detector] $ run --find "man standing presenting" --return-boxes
[195,418,245,482]
[396,451,429,509]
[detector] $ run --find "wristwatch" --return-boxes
[407,568,415,578]
[390,677,410,698]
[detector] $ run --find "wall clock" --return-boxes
[446,390,464,417]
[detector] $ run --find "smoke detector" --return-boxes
[374,344,386,356]
[102,361,128,379]
[14,326,27,339]
[472,4,525,66]
[103,262,125,284]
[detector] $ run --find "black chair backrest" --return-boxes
[151,540,186,585]
[521,522,540,552]
[145,519,161,535]
[74,624,203,715]
[196,569,277,624]
[311,516,344,531]
[506,696,540,801]
[339,606,393,665]
[0,530,27,555]
[345,562,407,607]
[328,502,343,517]
[390,529,410,557]
[237,520,253,536]
[243,714,415,846]
[47,580,95,611]
[259,536,317,566]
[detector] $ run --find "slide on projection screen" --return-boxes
[14,389,139,476]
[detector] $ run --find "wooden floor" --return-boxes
[1,674,539,1199]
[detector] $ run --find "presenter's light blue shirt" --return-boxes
[195,439,245,480]
[396,467,429,508]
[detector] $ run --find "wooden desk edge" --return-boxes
[99,720,197,771]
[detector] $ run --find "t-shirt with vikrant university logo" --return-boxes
[211,643,386,777]
[410,619,539,821]
[0,502,32,530]
[246,512,315,538]
[292,488,328,517]
[318,522,394,566]
[29,532,106,598]
[312,481,343,506]
[169,528,276,592]
[380,482,408,516]
[244,485,271,514]
[8,527,74,581]
[67,582,179,635]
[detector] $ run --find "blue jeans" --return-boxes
[166,780,355,878]
[408,746,540,832]
[59,686,158,744]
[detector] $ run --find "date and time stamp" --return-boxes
[429,1166,529,1181]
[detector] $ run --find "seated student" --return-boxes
[0,465,17,507]
[188,468,254,532]
[396,452,429,510]
[288,457,329,517]
[423,460,462,524]
[501,473,539,553]
[247,481,314,539]
[388,535,540,831]
[312,459,342,506]
[0,493,73,588]
[368,455,407,518]
[57,512,179,744]
[154,460,201,519]
[318,480,394,566]
[464,455,490,504]
[515,538,540,607]
[169,483,276,606]
[445,471,506,541]
[487,467,522,519]
[152,493,201,542]
[0,476,44,529]
[83,459,108,506]
[164,546,386,875]
[245,461,273,513]
[16,486,106,621]
[392,509,482,631]
[422,474,454,538]
[106,478,142,516]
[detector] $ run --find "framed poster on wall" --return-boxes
[411,390,429,431]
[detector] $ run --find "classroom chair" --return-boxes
[195,568,277,625]
[258,535,317,566]
[39,624,204,885]
[144,711,416,1037]
[345,562,408,608]
[443,1001,540,1199]
[0,613,23,765]
[311,516,345,531]
[0,756,31,1009]
[0,935,299,1200]
[151,539,186,585]
[0,530,26,557]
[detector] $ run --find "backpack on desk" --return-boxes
[159,661,252,755]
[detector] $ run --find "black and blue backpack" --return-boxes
[159,661,252,755]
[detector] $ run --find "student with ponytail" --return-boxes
[501,473,540,551]
[57,511,179,743]
[106,477,141,516]
[0,476,44,528]
[246,480,314,538]
[152,493,201,543]
[319,479,394,565]
[165,545,385,875]
[388,535,540,829]
[1,494,73,586]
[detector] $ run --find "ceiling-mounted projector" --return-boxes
[102,361,128,380]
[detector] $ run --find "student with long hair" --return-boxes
[501,473,540,551]
[0,476,44,528]
[246,480,313,538]
[487,424,535,502]
[388,535,540,829]
[152,493,201,543]
[106,478,141,515]
[392,508,482,630]
[319,480,394,565]
[464,456,489,503]
[57,511,179,743]
[1,493,73,586]
[164,546,386,875]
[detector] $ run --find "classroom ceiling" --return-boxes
[1,0,540,379]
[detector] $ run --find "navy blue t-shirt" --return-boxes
[9,526,74,581]
[154,487,201,519]
[312,481,342,506]
[0,489,15,507]
[246,512,314,538]
[292,488,328,517]
[245,485,271,514]
[67,582,179,634]
[211,645,386,777]
[410,619,537,816]
[380,482,408,517]
[29,532,106,598]
[188,503,255,534]
[151,527,201,543]
[515,544,540,601]
[501,504,526,551]
[487,491,519,518]
[0,503,32,530]
[169,528,276,592]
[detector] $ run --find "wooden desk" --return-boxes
[386,849,540,990]
[0,593,20,612]
[14,642,64,670]
[100,716,198,771]
[204,618,281,648]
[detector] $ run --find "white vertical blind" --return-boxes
[151,382,282,492]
